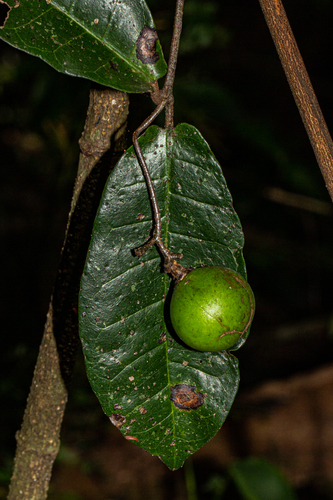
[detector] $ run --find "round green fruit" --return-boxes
[170,266,255,352]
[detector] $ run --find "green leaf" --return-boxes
[79,124,248,469]
[229,458,297,500]
[0,0,167,92]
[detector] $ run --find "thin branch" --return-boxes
[258,0,333,202]
[264,186,333,216]
[163,0,185,92]
[163,0,185,127]
[7,88,129,500]
[132,0,188,281]
[133,99,181,258]
[132,100,168,250]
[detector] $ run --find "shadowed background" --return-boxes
[1,0,333,498]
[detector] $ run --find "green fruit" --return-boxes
[170,266,255,352]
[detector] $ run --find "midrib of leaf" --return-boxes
[79,124,245,469]
[11,0,152,81]
[162,129,177,464]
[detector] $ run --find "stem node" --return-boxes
[132,0,185,278]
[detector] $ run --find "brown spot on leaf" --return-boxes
[139,406,147,414]
[109,60,118,71]
[170,384,204,411]
[135,26,159,64]
[158,332,167,344]
[110,413,126,429]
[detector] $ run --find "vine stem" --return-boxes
[132,0,188,281]
[258,0,333,202]
[163,0,185,128]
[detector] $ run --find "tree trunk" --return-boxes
[7,87,129,500]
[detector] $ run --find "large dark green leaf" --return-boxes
[0,0,167,92]
[79,124,249,469]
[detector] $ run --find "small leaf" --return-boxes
[79,124,249,469]
[0,0,167,92]
[229,458,297,500]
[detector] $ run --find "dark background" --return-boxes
[1,0,333,498]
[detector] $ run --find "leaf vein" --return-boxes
[93,298,164,336]
[170,190,231,213]
[173,156,222,183]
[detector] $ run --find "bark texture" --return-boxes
[8,88,129,500]
[258,0,333,202]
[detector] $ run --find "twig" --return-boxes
[132,100,182,260]
[163,0,185,127]
[264,186,333,216]
[132,0,188,280]
[258,0,333,202]
[132,99,168,259]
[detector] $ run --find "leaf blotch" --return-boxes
[158,332,167,343]
[170,384,204,411]
[109,60,118,71]
[135,26,159,65]
[110,413,126,429]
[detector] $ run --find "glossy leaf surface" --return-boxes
[79,124,249,469]
[0,0,167,92]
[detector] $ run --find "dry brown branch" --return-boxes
[258,0,333,202]
[264,186,333,216]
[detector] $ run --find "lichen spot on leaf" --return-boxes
[110,413,126,429]
[170,384,204,411]
[135,26,160,64]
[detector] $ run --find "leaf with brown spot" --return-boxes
[170,384,204,411]
[79,124,245,469]
[0,0,167,92]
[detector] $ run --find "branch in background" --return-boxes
[163,0,185,127]
[7,88,129,500]
[258,0,333,202]
[264,187,333,216]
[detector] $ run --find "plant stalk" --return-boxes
[132,0,188,281]
[258,0,333,202]
[7,88,129,500]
